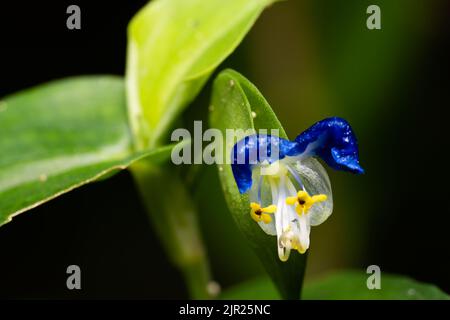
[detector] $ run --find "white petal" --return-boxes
[289,157,333,226]
[249,171,276,235]
[255,176,277,235]
[297,214,311,252]
[249,168,261,204]
[272,177,285,238]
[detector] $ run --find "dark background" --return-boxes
[0,0,449,298]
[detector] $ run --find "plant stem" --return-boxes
[131,160,213,299]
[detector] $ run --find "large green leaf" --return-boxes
[126,0,278,149]
[221,271,450,300]
[0,76,174,227]
[209,69,307,299]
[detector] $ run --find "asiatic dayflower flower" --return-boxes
[231,117,364,261]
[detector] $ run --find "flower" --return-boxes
[231,117,364,261]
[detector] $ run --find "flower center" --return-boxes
[248,161,330,261]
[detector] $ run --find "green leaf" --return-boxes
[0,76,174,227]
[303,270,450,300]
[221,276,280,300]
[126,0,278,149]
[209,69,306,300]
[221,272,450,300]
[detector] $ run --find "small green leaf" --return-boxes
[209,69,306,299]
[0,76,174,227]
[126,0,278,149]
[221,272,450,300]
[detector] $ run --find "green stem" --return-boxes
[131,160,213,299]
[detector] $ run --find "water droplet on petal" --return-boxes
[207,281,221,297]
[407,288,417,296]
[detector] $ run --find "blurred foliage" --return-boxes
[221,271,450,299]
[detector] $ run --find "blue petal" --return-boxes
[231,135,297,193]
[294,117,364,174]
[231,117,364,193]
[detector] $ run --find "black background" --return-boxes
[0,1,143,95]
[0,1,449,299]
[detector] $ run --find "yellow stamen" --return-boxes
[249,202,276,224]
[311,194,327,203]
[261,205,277,213]
[261,213,272,224]
[285,190,327,216]
[285,196,297,205]
[295,205,305,216]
